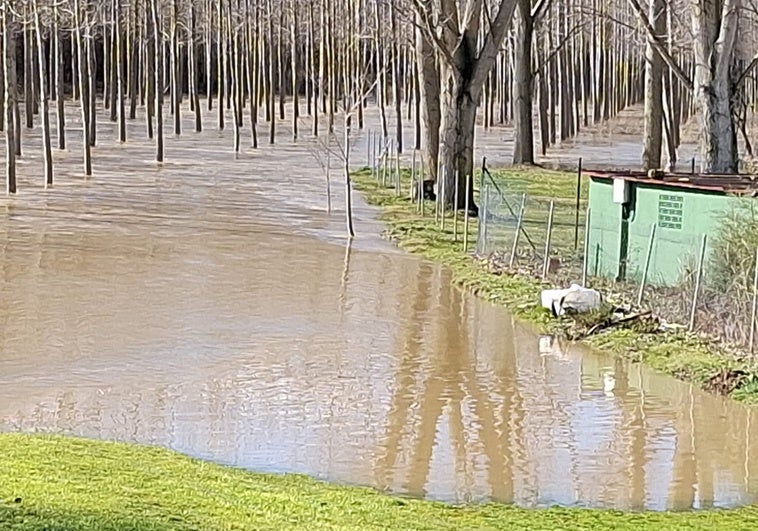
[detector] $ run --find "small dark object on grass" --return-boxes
[417,179,436,201]
[14,497,22,504]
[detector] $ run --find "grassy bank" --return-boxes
[352,167,758,403]
[2,433,758,530]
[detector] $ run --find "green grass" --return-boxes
[352,166,758,404]
[3,433,758,530]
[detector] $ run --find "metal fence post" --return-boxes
[542,201,556,280]
[509,193,527,268]
[574,157,582,250]
[637,223,657,307]
[410,150,417,202]
[688,234,707,332]
[750,248,758,355]
[394,140,401,196]
[440,168,447,231]
[479,184,489,255]
[453,170,460,241]
[463,174,471,253]
[582,208,591,287]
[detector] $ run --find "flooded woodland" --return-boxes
[1,103,757,512]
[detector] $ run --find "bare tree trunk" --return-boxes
[310,0,318,135]
[291,0,299,141]
[315,0,327,135]
[115,0,127,141]
[319,0,327,116]
[146,1,155,139]
[129,0,139,120]
[375,3,387,138]
[217,0,225,129]
[415,19,440,183]
[74,0,92,175]
[538,37,549,155]
[3,7,16,193]
[413,58,421,150]
[245,0,257,146]
[206,0,214,111]
[152,0,165,162]
[512,0,535,165]
[103,15,109,110]
[0,29,4,134]
[32,0,53,187]
[426,0,517,213]
[268,0,276,143]
[171,0,184,136]
[171,0,181,135]
[229,0,241,153]
[692,0,739,173]
[109,1,118,122]
[641,0,664,170]
[327,0,336,132]
[344,118,355,238]
[54,10,65,150]
[277,8,285,120]
[438,66,478,211]
[304,2,311,117]
[662,4,678,170]
[24,11,33,129]
[190,0,202,132]
[390,1,402,152]
[87,16,96,148]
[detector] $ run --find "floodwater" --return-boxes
[1,103,757,511]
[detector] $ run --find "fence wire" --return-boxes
[477,171,587,284]
[477,172,758,356]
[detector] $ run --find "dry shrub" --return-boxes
[701,200,758,345]
[709,199,758,292]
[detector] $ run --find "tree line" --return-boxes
[1,0,758,208]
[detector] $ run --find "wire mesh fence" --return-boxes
[477,168,588,285]
[477,169,758,357]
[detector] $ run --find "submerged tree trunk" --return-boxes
[152,0,165,162]
[24,13,33,129]
[3,7,16,194]
[267,0,276,143]
[190,0,202,132]
[291,0,299,141]
[74,0,92,175]
[32,0,53,187]
[87,34,96,147]
[115,0,127,142]
[171,0,181,136]
[54,12,65,150]
[146,2,155,140]
[641,0,664,170]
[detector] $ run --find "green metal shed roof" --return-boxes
[584,170,758,196]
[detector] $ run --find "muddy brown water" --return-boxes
[1,103,757,511]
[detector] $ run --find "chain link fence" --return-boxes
[477,170,758,357]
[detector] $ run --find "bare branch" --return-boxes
[626,0,693,90]
[472,0,518,89]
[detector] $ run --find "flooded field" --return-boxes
[1,103,756,511]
